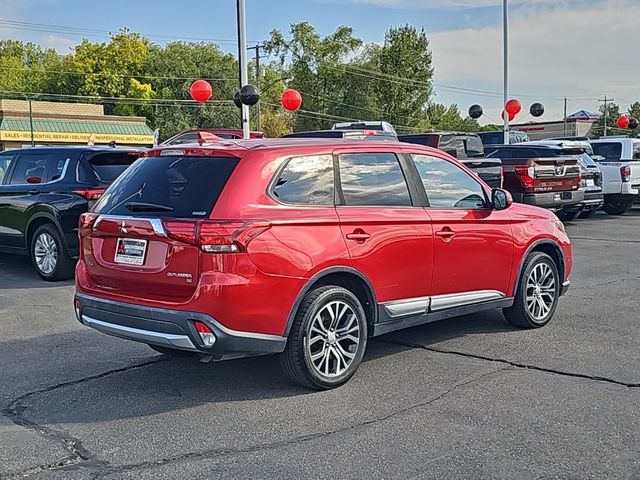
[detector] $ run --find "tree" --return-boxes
[593,102,621,138]
[426,103,479,132]
[626,102,640,138]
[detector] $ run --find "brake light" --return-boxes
[621,165,631,182]
[78,212,99,231]
[163,220,271,253]
[74,188,105,200]
[514,166,535,188]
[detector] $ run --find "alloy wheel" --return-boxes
[306,300,361,378]
[34,232,58,275]
[525,262,556,322]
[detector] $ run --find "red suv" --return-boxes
[75,139,572,389]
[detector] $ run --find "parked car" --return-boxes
[589,138,640,214]
[478,130,530,146]
[75,138,572,390]
[524,141,604,219]
[484,144,583,221]
[0,146,141,280]
[282,129,397,141]
[331,121,397,136]
[398,132,503,188]
[162,129,264,145]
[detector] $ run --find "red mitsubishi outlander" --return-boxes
[75,138,572,390]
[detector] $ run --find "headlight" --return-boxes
[554,220,566,233]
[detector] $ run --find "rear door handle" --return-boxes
[346,229,371,242]
[435,227,456,240]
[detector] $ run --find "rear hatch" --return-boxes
[509,156,581,193]
[80,152,240,301]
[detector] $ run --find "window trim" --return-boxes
[334,151,418,208]
[266,154,336,207]
[409,152,491,211]
[5,155,70,187]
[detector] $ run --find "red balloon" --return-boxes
[505,99,522,116]
[189,79,212,103]
[617,116,630,129]
[502,110,516,122]
[281,89,302,111]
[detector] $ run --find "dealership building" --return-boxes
[0,99,155,150]
[510,110,600,141]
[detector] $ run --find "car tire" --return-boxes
[503,252,560,329]
[147,345,197,357]
[30,224,75,281]
[556,210,580,222]
[282,285,368,390]
[603,195,634,215]
[578,208,598,219]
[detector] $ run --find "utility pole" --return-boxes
[28,98,35,147]
[237,0,250,139]
[563,97,568,137]
[598,95,613,137]
[247,43,264,131]
[502,0,510,145]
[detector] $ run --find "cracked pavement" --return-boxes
[1,211,639,479]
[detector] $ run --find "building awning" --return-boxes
[0,118,154,145]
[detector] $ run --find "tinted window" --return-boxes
[633,143,640,161]
[338,153,411,206]
[464,136,484,157]
[592,143,622,161]
[398,135,439,148]
[0,154,15,184]
[413,154,487,209]
[88,152,138,183]
[93,155,238,218]
[486,148,510,159]
[165,133,198,145]
[272,155,334,205]
[510,148,546,159]
[8,154,50,184]
[478,132,504,145]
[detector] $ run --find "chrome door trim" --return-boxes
[383,296,431,318]
[93,214,167,237]
[430,290,506,312]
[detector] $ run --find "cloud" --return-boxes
[42,34,75,53]
[427,0,640,121]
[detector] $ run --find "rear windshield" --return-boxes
[398,135,439,148]
[88,152,139,182]
[92,155,239,218]
[478,132,503,145]
[464,136,484,157]
[591,143,622,162]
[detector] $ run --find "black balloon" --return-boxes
[468,104,483,119]
[239,84,260,106]
[233,91,242,109]
[530,103,545,117]
[628,118,639,130]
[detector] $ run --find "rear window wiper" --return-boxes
[124,201,175,212]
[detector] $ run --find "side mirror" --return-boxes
[492,188,512,210]
[26,176,42,184]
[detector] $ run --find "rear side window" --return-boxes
[0,154,15,184]
[88,152,139,183]
[592,143,622,161]
[8,153,51,184]
[633,143,640,160]
[464,136,484,158]
[271,155,334,205]
[165,133,198,145]
[338,152,411,206]
[93,155,239,218]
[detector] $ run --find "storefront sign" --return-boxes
[0,130,154,145]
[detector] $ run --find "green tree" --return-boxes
[0,40,62,93]
[593,102,621,138]
[426,103,479,132]
[626,102,640,138]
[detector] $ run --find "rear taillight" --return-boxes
[621,166,631,182]
[194,321,215,347]
[78,212,99,231]
[163,220,271,253]
[74,188,105,200]
[514,166,535,188]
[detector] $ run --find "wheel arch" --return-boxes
[25,212,65,251]
[513,239,565,296]
[283,267,378,337]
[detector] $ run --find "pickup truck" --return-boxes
[398,132,503,188]
[589,138,640,214]
[484,144,584,221]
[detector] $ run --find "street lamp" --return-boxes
[237,0,250,140]
[503,0,509,145]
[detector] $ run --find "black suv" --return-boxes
[0,147,140,280]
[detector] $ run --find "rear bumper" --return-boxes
[74,293,287,360]
[561,280,571,296]
[580,191,604,211]
[515,190,584,212]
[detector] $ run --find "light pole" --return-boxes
[237,0,250,140]
[503,0,510,145]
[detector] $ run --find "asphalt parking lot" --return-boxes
[1,211,639,480]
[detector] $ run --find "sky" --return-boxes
[0,0,638,124]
